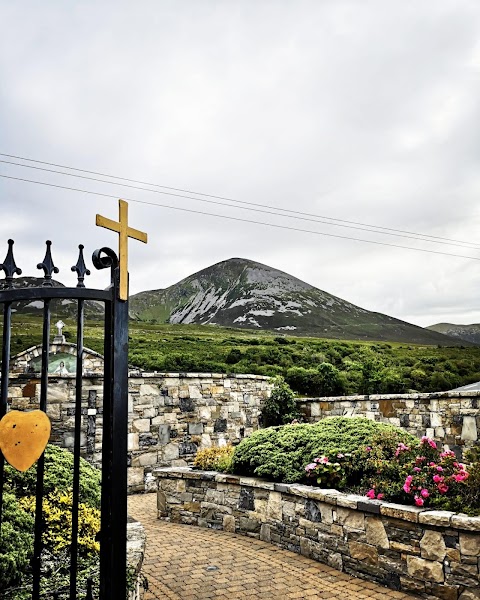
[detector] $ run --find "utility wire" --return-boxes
[2,172,480,262]
[0,151,476,250]
[1,158,479,251]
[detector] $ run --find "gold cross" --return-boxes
[96,199,148,300]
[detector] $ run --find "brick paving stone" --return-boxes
[128,493,419,600]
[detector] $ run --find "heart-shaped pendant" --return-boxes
[0,410,51,472]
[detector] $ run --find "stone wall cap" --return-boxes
[299,390,480,402]
[380,503,425,523]
[134,371,270,381]
[450,514,480,531]
[418,510,455,527]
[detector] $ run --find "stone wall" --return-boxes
[127,519,146,600]
[155,467,480,600]
[298,391,480,458]
[6,372,271,492]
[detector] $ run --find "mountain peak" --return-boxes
[130,258,463,345]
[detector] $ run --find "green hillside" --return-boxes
[7,315,480,396]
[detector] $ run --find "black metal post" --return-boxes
[110,268,129,599]
[100,267,128,599]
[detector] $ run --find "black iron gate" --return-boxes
[0,238,129,599]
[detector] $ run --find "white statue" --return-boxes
[55,320,65,337]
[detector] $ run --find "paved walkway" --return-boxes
[128,494,417,600]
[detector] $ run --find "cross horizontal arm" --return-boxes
[96,215,121,233]
[127,226,148,244]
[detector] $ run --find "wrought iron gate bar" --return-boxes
[0,287,111,303]
[0,239,20,525]
[33,298,52,599]
[70,297,85,598]
[0,300,12,526]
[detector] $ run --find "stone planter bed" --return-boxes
[155,467,480,600]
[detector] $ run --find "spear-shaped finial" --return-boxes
[0,239,22,288]
[71,244,91,288]
[37,240,59,287]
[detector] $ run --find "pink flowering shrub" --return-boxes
[362,435,471,510]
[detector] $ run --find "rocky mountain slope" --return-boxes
[427,323,480,345]
[130,258,463,345]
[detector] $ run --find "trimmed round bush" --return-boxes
[231,417,418,483]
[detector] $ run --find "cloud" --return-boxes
[1,0,480,328]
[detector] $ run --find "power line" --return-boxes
[2,172,480,262]
[1,151,477,250]
[4,158,480,251]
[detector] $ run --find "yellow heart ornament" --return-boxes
[0,410,51,471]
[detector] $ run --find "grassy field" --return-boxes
[5,314,480,395]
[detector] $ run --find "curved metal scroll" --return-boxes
[92,247,119,271]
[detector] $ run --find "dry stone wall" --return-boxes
[298,391,480,459]
[155,467,480,600]
[6,372,271,492]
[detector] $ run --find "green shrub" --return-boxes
[1,445,103,598]
[0,493,34,593]
[4,444,101,509]
[261,376,298,426]
[231,417,417,483]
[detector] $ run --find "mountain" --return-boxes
[130,258,464,345]
[427,323,480,345]
[0,277,104,318]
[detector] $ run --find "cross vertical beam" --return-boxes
[96,200,148,300]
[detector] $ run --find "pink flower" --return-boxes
[454,472,469,482]
[413,467,421,472]
[414,496,424,506]
[437,483,449,494]
[421,436,437,449]
[366,489,376,499]
[440,450,455,458]
[365,447,371,452]
[305,463,317,471]
[436,466,443,472]
[420,489,429,498]
[376,493,385,500]
[432,474,444,484]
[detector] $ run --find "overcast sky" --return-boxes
[1,1,480,327]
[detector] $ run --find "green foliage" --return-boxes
[231,417,417,483]
[261,376,298,426]
[0,493,34,593]
[4,444,101,509]
[1,445,103,598]
[9,315,480,397]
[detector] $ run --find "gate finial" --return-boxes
[95,199,148,300]
[0,239,22,287]
[71,244,91,288]
[37,240,59,287]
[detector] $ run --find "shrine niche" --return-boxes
[10,342,104,375]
